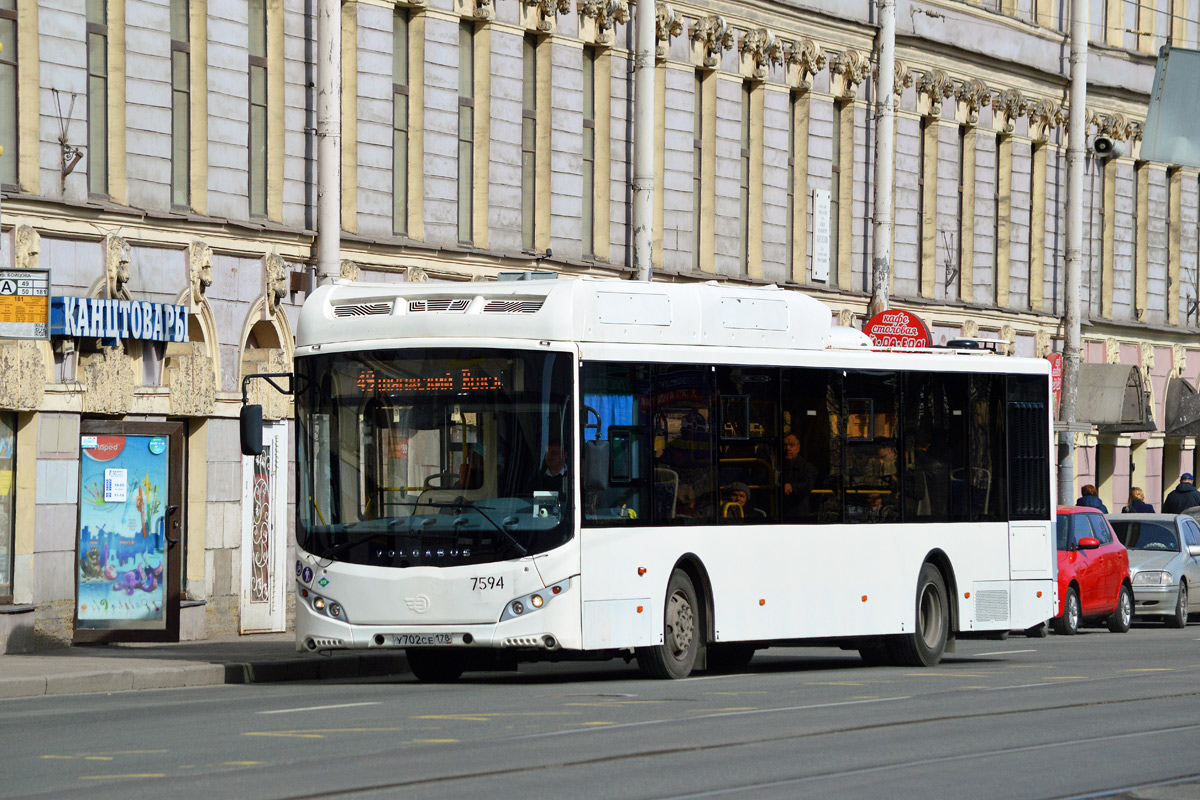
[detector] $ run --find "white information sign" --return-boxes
[811,189,831,283]
[103,468,128,503]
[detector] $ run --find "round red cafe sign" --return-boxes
[862,309,931,349]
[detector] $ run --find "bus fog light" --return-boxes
[328,602,344,618]
[313,596,326,611]
[531,594,544,608]
[512,601,524,615]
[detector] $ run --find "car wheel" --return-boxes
[1107,585,1133,633]
[1167,582,1188,629]
[888,563,949,667]
[1052,587,1080,635]
[1024,621,1049,638]
[637,569,700,679]
[705,643,756,673]
[407,648,466,682]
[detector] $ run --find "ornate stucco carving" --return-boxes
[738,28,781,82]
[189,240,213,305]
[578,0,627,46]
[916,68,954,118]
[244,348,291,420]
[81,345,136,415]
[1026,98,1065,143]
[892,60,914,97]
[340,260,361,282]
[1090,110,1142,142]
[105,234,132,299]
[0,341,46,410]
[14,225,40,270]
[1036,330,1052,359]
[264,252,288,317]
[523,0,570,32]
[1172,344,1188,378]
[655,3,683,61]
[166,341,217,417]
[962,319,980,338]
[689,15,735,70]
[836,308,855,327]
[407,265,428,283]
[1140,341,1155,372]
[954,77,991,125]
[1000,324,1016,354]
[462,0,492,20]
[783,38,824,91]
[828,50,871,99]
[992,88,1028,134]
[1105,337,1121,364]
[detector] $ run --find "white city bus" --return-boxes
[276,276,1055,681]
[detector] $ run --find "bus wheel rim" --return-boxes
[666,591,694,658]
[919,583,944,649]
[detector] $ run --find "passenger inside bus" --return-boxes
[722,482,767,521]
[781,432,817,521]
[533,440,568,496]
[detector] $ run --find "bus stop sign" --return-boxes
[862,309,931,349]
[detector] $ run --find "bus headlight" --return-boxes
[500,578,572,622]
[1133,570,1173,586]
[307,591,350,622]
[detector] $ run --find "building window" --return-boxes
[87,0,108,197]
[459,22,475,244]
[392,8,409,236]
[739,82,751,273]
[521,34,536,251]
[830,99,842,264]
[248,0,267,216]
[170,0,190,208]
[0,1,16,187]
[692,72,703,271]
[582,47,596,258]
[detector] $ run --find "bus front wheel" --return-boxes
[890,563,949,667]
[637,569,700,679]
[407,648,465,682]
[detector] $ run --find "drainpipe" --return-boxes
[869,0,896,317]
[1058,0,1088,505]
[632,0,655,281]
[316,0,342,285]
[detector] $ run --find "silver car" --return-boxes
[1107,513,1200,627]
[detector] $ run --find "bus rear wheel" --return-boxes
[889,563,949,667]
[407,648,466,682]
[637,569,700,679]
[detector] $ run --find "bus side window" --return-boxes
[843,371,900,524]
[653,364,716,525]
[970,375,1007,522]
[580,363,651,526]
[782,368,841,524]
[717,367,780,524]
[903,372,968,523]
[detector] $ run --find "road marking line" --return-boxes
[976,649,1036,656]
[258,702,381,715]
[223,761,263,766]
[686,707,757,713]
[407,739,459,744]
[1125,668,1174,672]
[982,682,1053,691]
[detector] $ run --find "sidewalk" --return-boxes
[0,633,410,700]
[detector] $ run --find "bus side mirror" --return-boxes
[241,404,264,456]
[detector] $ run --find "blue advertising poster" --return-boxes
[76,434,170,629]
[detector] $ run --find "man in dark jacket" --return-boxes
[1163,473,1200,514]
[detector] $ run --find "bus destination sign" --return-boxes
[355,367,503,395]
[0,268,50,340]
[862,309,931,349]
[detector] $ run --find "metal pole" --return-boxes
[632,0,656,281]
[316,0,342,285]
[869,0,896,317]
[1058,0,1088,504]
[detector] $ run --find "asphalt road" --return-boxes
[3,623,1200,800]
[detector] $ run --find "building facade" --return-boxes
[0,0,1195,647]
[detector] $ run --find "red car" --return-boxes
[1053,506,1133,635]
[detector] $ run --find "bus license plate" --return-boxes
[393,633,452,647]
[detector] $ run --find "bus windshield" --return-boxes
[295,347,574,568]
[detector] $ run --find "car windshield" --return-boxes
[295,348,574,568]
[1109,520,1179,551]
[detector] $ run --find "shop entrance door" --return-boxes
[240,420,288,633]
[74,421,184,643]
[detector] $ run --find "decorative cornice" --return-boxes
[1025,97,1065,141]
[738,28,781,82]
[992,88,1029,134]
[828,50,871,98]
[655,3,683,61]
[915,68,954,118]
[578,0,628,46]
[954,77,990,125]
[893,60,914,97]
[524,0,570,32]
[689,15,735,70]
[1089,110,1142,142]
[458,0,492,21]
[783,37,825,91]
